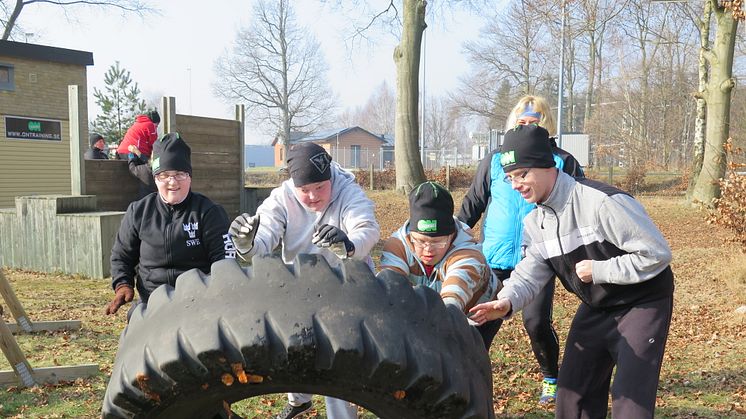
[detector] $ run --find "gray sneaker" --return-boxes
[275,401,313,419]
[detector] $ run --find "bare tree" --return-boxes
[354,80,396,135]
[574,0,627,129]
[335,0,488,193]
[391,0,427,193]
[1,0,154,40]
[213,0,335,161]
[452,0,554,132]
[423,95,458,151]
[463,1,553,95]
[690,1,743,204]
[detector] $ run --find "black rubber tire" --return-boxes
[102,255,494,418]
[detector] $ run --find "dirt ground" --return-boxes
[0,191,745,418]
[368,189,746,417]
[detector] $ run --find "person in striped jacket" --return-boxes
[379,181,499,348]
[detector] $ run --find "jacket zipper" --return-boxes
[539,203,585,300]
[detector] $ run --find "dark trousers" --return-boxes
[555,296,673,419]
[476,318,502,350]
[490,269,559,378]
[522,278,560,378]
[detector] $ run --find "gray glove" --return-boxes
[229,213,260,255]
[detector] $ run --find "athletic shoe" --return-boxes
[539,377,557,404]
[275,401,313,419]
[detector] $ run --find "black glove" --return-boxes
[312,224,355,257]
[105,284,134,315]
[229,213,260,255]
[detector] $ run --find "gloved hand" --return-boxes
[105,284,134,315]
[312,224,355,257]
[229,213,260,255]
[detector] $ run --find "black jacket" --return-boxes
[110,191,235,302]
[84,147,109,160]
[128,155,157,199]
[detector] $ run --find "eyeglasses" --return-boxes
[503,168,531,184]
[409,235,451,250]
[155,171,190,182]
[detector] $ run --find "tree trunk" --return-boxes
[690,2,737,205]
[393,0,427,194]
[2,1,24,40]
[686,1,711,202]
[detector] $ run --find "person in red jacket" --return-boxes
[116,110,160,160]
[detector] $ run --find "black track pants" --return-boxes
[521,277,560,378]
[556,296,673,419]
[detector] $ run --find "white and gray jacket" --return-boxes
[245,162,380,268]
[498,171,674,313]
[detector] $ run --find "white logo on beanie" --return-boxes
[309,152,331,174]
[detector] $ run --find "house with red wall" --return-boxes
[272,127,393,169]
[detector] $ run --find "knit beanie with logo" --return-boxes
[286,142,333,186]
[151,133,192,175]
[500,124,555,173]
[408,181,456,237]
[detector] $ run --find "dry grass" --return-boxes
[0,194,745,418]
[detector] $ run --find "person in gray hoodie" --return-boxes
[229,142,379,419]
[469,124,674,419]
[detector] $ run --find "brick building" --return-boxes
[272,126,393,169]
[0,40,93,208]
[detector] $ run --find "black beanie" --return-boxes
[152,133,191,175]
[408,181,456,237]
[89,132,103,146]
[500,124,555,173]
[286,142,332,186]
[147,110,161,124]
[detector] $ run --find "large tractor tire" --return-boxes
[102,255,494,418]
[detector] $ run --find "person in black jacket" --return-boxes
[458,95,583,404]
[105,133,235,315]
[126,144,157,200]
[84,132,109,160]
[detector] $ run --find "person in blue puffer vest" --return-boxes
[458,95,584,405]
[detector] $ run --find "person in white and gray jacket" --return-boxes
[469,125,674,419]
[229,142,379,419]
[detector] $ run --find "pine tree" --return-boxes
[91,62,147,143]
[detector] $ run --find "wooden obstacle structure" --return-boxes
[0,269,98,387]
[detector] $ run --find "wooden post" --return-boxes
[446,164,451,190]
[236,104,247,212]
[0,269,98,387]
[369,163,374,190]
[0,317,36,387]
[162,96,177,133]
[0,270,32,332]
[68,85,84,196]
[0,269,81,333]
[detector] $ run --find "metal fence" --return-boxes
[332,146,477,170]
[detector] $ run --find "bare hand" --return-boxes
[575,260,593,283]
[468,298,512,325]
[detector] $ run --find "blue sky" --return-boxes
[16,0,489,143]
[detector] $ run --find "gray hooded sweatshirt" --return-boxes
[246,162,380,268]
